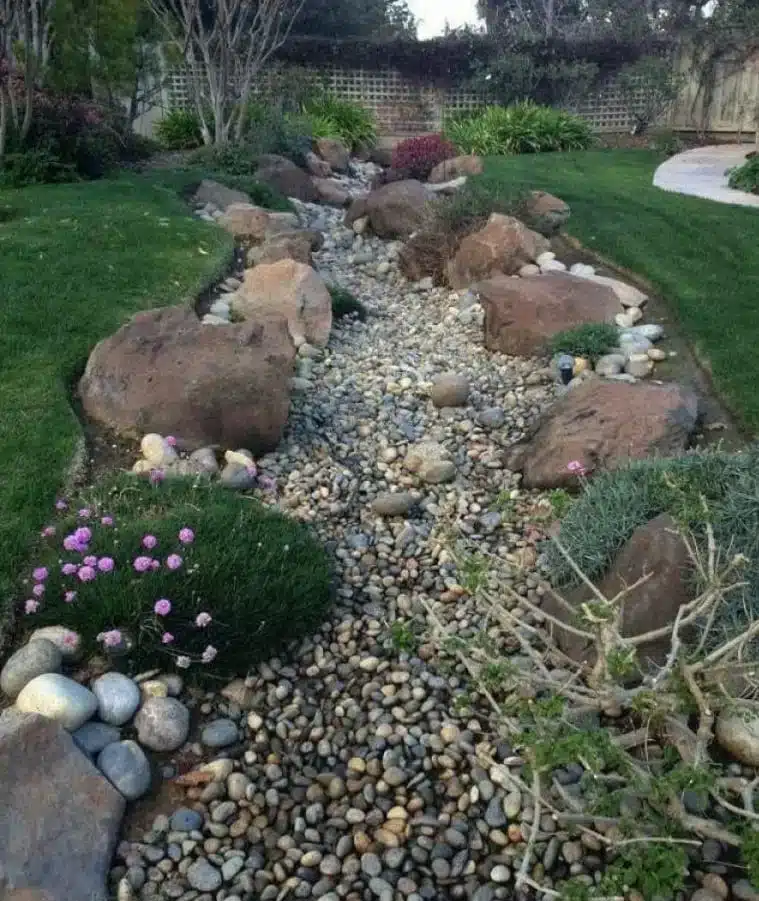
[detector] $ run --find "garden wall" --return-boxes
[135,46,759,140]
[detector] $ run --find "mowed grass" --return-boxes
[0,175,231,615]
[478,150,759,433]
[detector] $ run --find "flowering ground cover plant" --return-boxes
[25,476,332,675]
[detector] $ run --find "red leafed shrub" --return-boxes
[391,133,456,181]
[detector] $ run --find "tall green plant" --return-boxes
[301,95,377,150]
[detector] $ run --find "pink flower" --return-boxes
[24,599,39,614]
[61,631,78,647]
[98,629,123,648]
[133,556,153,573]
[78,565,96,582]
[245,463,258,477]
[61,563,78,576]
[83,555,97,567]
[64,591,77,603]
[78,508,91,519]
[176,655,191,669]
[566,460,587,475]
[41,525,56,538]
[63,535,83,553]
[33,567,49,582]
[149,469,165,485]
[142,534,158,549]
[166,554,183,571]
[195,611,212,628]
[166,435,177,446]
[201,645,217,664]
[55,498,68,511]
[32,583,45,598]
[161,632,174,644]
[101,516,114,527]
[154,598,172,616]
[178,528,194,545]
[257,474,277,493]
[74,527,92,544]
[97,557,115,573]
[151,559,160,570]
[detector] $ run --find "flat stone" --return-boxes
[201,718,239,748]
[170,807,204,832]
[716,706,759,766]
[187,858,222,892]
[477,407,506,429]
[595,354,626,376]
[97,740,152,800]
[1,639,62,699]
[72,721,121,756]
[134,697,190,752]
[371,492,416,517]
[92,673,141,726]
[429,373,470,408]
[0,709,124,901]
[16,673,97,731]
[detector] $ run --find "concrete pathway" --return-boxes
[653,144,759,208]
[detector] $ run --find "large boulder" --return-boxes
[0,709,124,901]
[428,154,483,184]
[255,155,317,203]
[508,380,699,488]
[312,177,352,207]
[246,232,313,267]
[316,138,350,173]
[305,151,331,177]
[478,272,620,357]
[543,514,693,669]
[217,203,270,241]
[447,214,549,288]
[520,191,571,237]
[79,305,295,453]
[345,180,432,239]
[192,179,250,211]
[234,259,332,348]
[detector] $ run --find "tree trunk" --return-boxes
[0,89,8,163]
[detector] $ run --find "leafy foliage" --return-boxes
[292,0,416,38]
[729,154,759,195]
[29,477,332,675]
[0,150,77,187]
[391,133,457,181]
[617,55,685,135]
[471,52,600,108]
[445,103,593,155]
[548,322,619,361]
[302,95,377,151]
[156,109,203,150]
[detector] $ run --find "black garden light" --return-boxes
[557,353,574,385]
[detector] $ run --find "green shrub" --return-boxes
[329,285,366,319]
[729,155,759,194]
[548,323,619,362]
[240,104,314,166]
[0,150,77,187]
[445,102,593,156]
[155,109,203,150]
[617,55,684,137]
[302,95,376,151]
[549,447,759,646]
[649,128,685,157]
[26,477,332,676]
[191,143,259,176]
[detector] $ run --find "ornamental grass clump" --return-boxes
[24,476,332,675]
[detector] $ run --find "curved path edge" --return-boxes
[653,143,759,208]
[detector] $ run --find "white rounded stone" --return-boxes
[92,672,141,726]
[16,673,97,731]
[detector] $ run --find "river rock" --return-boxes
[201,718,239,748]
[134,697,190,751]
[28,626,82,660]
[16,673,97,731]
[716,707,759,766]
[97,740,152,800]
[73,721,122,756]
[371,492,417,517]
[429,373,470,408]
[92,673,141,726]
[1,639,62,699]
[187,859,223,892]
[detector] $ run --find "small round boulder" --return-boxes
[1,638,62,700]
[92,672,141,726]
[134,696,190,752]
[98,740,152,800]
[16,672,97,731]
[428,374,470,409]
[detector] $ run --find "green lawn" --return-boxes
[478,150,759,434]
[0,175,231,624]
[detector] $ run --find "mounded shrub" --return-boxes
[301,95,376,151]
[391,133,456,181]
[329,285,366,320]
[729,155,759,195]
[155,108,203,150]
[445,102,593,155]
[25,477,332,676]
[548,323,619,362]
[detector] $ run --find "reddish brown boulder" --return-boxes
[509,380,699,488]
[543,514,693,669]
[255,155,317,202]
[345,180,432,239]
[479,272,619,357]
[218,203,270,241]
[192,179,250,211]
[312,177,352,207]
[428,154,483,184]
[79,305,295,453]
[521,191,570,236]
[235,259,332,348]
[0,710,124,901]
[447,214,549,288]
[316,138,350,173]
[246,232,313,267]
